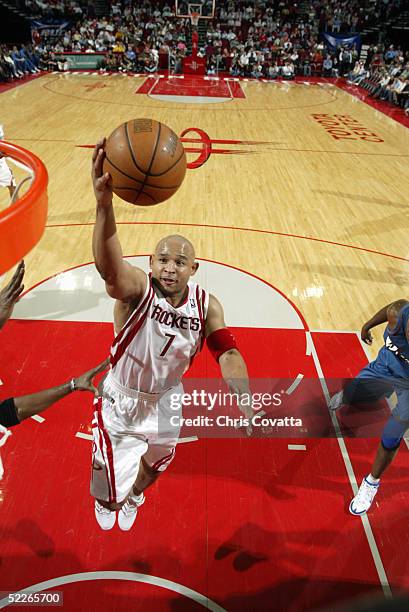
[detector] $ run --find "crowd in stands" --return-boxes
[1,0,408,114]
[346,45,409,115]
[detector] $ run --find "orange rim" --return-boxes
[0,141,48,274]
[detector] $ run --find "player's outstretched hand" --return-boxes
[361,326,373,345]
[0,261,25,330]
[92,138,113,208]
[73,358,110,397]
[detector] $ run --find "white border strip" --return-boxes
[75,432,92,440]
[285,373,304,395]
[31,415,45,423]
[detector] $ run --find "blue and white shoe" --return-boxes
[349,477,379,515]
[329,390,344,411]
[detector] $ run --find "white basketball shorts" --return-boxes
[90,373,182,504]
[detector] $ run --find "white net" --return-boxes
[190,11,200,26]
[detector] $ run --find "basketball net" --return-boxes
[190,11,200,28]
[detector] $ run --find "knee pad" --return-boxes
[381,415,408,451]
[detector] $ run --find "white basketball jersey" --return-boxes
[110,274,209,393]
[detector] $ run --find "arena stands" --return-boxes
[0,0,408,87]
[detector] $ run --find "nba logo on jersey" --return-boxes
[190,298,196,308]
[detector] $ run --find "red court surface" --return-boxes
[135,75,245,99]
[1,318,408,610]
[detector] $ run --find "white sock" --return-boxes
[129,491,144,503]
[367,474,380,485]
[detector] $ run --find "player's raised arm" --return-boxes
[205,294,250,400]
[361,299,409,345]
[91,138,146,301]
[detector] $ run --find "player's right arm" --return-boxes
[361,299,409,344]
[4,359,109,426]
[92,138,146,302]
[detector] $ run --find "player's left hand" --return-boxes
[0,261,25,330]
[361,325,373,345]
[73,358,110,397]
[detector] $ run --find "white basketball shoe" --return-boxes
[349,477,380,515]
[95,500,116,530]
[329,390,345,411]
[118,493,145,531]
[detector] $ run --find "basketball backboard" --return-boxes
[175,0,215,19]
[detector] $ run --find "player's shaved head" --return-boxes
[154,235,196,260]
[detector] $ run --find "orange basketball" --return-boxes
[103,118,186,206]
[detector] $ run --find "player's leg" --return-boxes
[350,385,409,515]
[91,394,148,529]
[117,442,177,531]
[132,454,165,495]
[118,385,182,531]
[329,358,393,411]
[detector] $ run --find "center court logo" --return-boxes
[78,129,275,170]
[180,127,275,169]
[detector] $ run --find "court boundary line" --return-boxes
[0,571,226,611]
[307,330,392,598]
[43,221,409,263]
[336,82,409,130]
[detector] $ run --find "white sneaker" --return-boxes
[118,493,145,531]
[349,477,379,515]
[95,500,116,530]
[329,390,344,411]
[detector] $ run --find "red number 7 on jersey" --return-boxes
[160,333,176,357]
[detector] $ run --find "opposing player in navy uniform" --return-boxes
[330,299,409,515]
[91,138,251,531]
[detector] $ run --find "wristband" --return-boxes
[206,328,238,362]
[70,378,77,392]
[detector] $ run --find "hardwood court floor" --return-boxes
[1,73,409,610]
[1,72,408,346]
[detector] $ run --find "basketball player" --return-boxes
[91,138,251,531]
[330,299,409,515]
[0,125,16,200]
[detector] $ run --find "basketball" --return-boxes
[103,118,186,206]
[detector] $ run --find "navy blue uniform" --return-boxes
[344,304,409,448]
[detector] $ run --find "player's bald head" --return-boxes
[154,235,196,261]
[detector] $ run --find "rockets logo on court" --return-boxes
[77,130,275,170]
[180,128,275,169]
